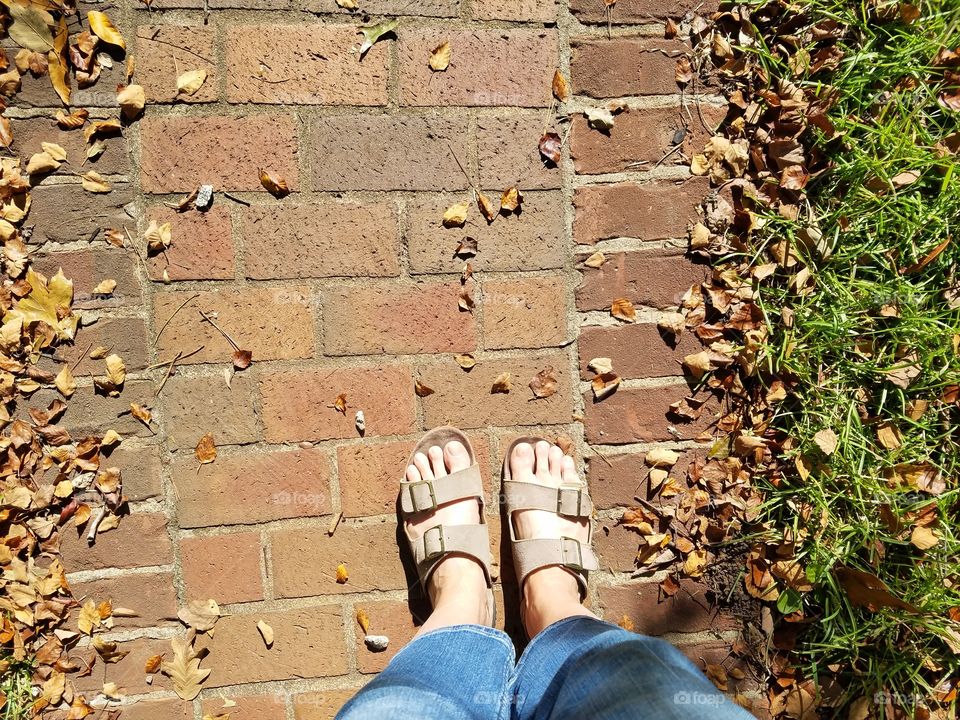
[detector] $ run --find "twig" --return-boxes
[155,293,199,342]
[146,345,204,370]
[70,341,95,372]
[155,350,183,397]
[198,309,240,351]
[328,511,343,537]
[446,141,475,189]
[221,192,251,206]
[141,31,214,64]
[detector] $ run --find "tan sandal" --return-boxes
[399,426,495,623]
[502,436,599,599]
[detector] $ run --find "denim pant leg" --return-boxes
[510,616,755,720]
[337,625,515,720]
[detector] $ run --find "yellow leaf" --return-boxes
[194,433,217,464]
[356,607,370,634]
[256,619,274,647]
[911,525,940,550]
[442,200,469,228]
[87,11,126,50]
[93,279,117,295]
[101,429,123,448]
[176,69,207,96]
[336,0,359,7]
[683,549,708,577]
[259,168,290,198]
[475,190,496,222]
[26,151,60,176]
[41,142,67,162]
[500,186,522,213]
[117,84,145,119]
[429,41,451,71]
[105,354,126,386]
[78,600,100,635]
[610,298,636,323]
[7,2,55,53]
[4,268,77,341]
[81,171,111,193]
[584,251,605,268]
[454,353,475,370]
[552,69,569,102]
[336,563,349,584]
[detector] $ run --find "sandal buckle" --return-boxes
[560,536,584,572]
[557,487,583,516]
[406,479,437,512]
[422,525,446,560]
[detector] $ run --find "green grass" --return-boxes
[724,0,960,714]
[0,658,33,720]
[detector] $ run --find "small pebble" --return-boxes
[364,634,389,652]
[196,184,214,210]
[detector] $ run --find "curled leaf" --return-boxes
[491,372,512,394]
[358,19,398,58]
[259,168,290,198]
[87,11,126,50]
[552,69,570,102]
[194,433,217,464]
[539,132,561,165]
[529,367,558,399]
[429,41,451,71]
[443,200,469,228]
[176,69,207,96]
[500,187,522,214]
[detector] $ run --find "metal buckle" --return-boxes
[406,479,437,512]
[559,536,583,572]
[422,526,446,560]
[556,487,583,516]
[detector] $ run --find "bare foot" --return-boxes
[510,441,596,637]
[405,441,492,630]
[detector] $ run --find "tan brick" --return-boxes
[406,191,565,274]
[336,433,492,517]
[570,106,725,175]
[40,317,150,376]
[482,276,568,350]
[571,37,700,98]
[175,447,331,527]
[199,606,349,685]
[576,250,709,311]
[27,184,134,246]
[180,532,264,604]
[12,118,128,176]
[33,248,141,309]
[419,353,572,429]
[147,206,235,281]
[578,323,703,379]
[308,113,470,191]
[595,523,640,571]
[470,0,556,21]
[294,689,363,720]
[598,579,737,635]
[260,365,415,442]
[161,374,259,449]
[570,0,718,23]
[202,694,286,720]
[140,115,298,193]
[573,179,709,244]
[154,287,314,364]
[102,445,164,502]
[115,699,192,720]
[583,384,719,444]
[399,29,556,107]
[61,513,172,572]
[27,380,157,439]
[73,637,172,696]
[271,522,406,597]
[321,280,475,355]
[70,572,177,629]
[477,112,563,189]
[136,25,218,103]
[586,450,697,510]
[352,598,430,673]
[17,39,126,109]
[243,200,400,279]
[226,25,388,105]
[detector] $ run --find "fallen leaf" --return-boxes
[458,283,474,312]
[454,236,477,258]
[538,132,561,164]
[161,636,210,701]
[55,365,76,397]
[455,353,476,370]
[664,17,679,38]
[356,607,370,634]
[475,190,496,222]
[587,357,613,375]
[176,69,207,96]
[259,169,290,198]
[584,107,615,130]
[56,109,88,130]
[552,69,570,102]
[336,0,358,7]
[333,393,348,415]
[78,600,100,635]
[81,171,111,193]
[834,566,919,613]
[591,372,620,400]
[813,428,838,456]
[26,151,61,176]
[657,311,685,341]
[144,220,172,253]
[6,268,77,341]
[7,2,55,53]
[414,379,434,397]
[177,599,221,632]
[233,348,253,369]
[93,637,128,664]
[491,372,511,394]
[429,40,451,71]
[117,84,145,119]
[645,448,679,467]
[583,251,605,268]
[675,56,693,85]
[876,421,902,450]
[358,19,398,58]
[443,200,469,227]
[336,562,349,584]
[144,654,163,674]
[610,298,636,322]
[256,620,274,648]
[92,279,117,295]
[529,367,558,399]
[194,433,217,464]
[87,11,126,50]
[105,354,126,387]
[500,187,522,213]
[911,526,940,550]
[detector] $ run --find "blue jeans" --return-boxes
[337,616,755,719]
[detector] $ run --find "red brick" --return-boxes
[477,112,563,190]
[153,287,314,364]
[12,118,128,176]
[570,0,718,23]
[61,513,172,571]
[243,200,400,279]
[161,374,259,449]
[571,37,695,98]
[202,694,286,720]
[482,276,568,350]
[140,115,298,193]
[305,0,457,12]
[336,433,492,517]
[595,523,641,571]
[73,636,172,696]
[399,29,557,107]
[598,579,737,635]
[418,352,572,429]
[260,365,415,442]
[573,179,709,244]
[175,447,331,527]
[583,384,719,444]
[570,106,726,175]
[576,250,709,310]
[147,206,235,281]
[579,323,703,379]
[586,450,697,510]
[198,606,349,685]
[136,25,218,103]
[226,25,388,105]
[33,248,141,309]
[40,317,150,375]
[27,184,134,246]
[308,114,470,191]
[114,699,192,720]
[180,532,264,604]
[271,522,406,597]
[70,572,177,629]
[471,0,556,21]
[28,380,157,439]
[405,191,565,274]
[321,280,475,355]
[102,445,164,502]
[294,689,363,720]
[352,598,430,672]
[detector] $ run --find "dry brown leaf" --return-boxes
[664,18,679,38]
[81,171,111,193]
[78,600,100,635]
[356,607,371,633]
[500,187,522,213]
[876,421,902,450]
[233,349,253,370]
[144,220,172,253]
[834,566,919,613]
[454,236,477,258]
[552,69,570,102]
[491,372,512,394]
[591,372,620,400]
[813,428,838,456]
[26,152,61,176]
[144,654,163,674]
[610,298,636,322]
[194,433,217,465]
[176,69,207,96]
[105,354,126,387]
[443,200,469,228]
[131,404,153,427]
[256,619,274,647]
[49,16,70,105]
[475,190,496,222]
[56,109,88,130]
[92,279,116,295]
[117,84,145,120]
[414,379,435,397]
[429,41,451,71]
[911,525,940,550]
[529,367,558,399]
[88,11,126,49]
[539,132,561,165]
[675,55,693,85]
[259,168,290,198]
[587,357,613,375]
[333,393,348,415]
[455,353,476,370]
[336,562,349,584]
[645,447,679,467]
[161,636,210,701]
[177,599,221,632]
[458,283,475,312]
[583,251,605,268]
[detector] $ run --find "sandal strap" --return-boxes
[512,537,599,595]
[400,465,484,514]
[411,523,493,587]
[502,480,594,517]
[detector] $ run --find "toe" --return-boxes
[561,455,579,486]
[510,442,536,481]
[443,440,471,473]
[414,452,434,481]
[548,445,564,480]
[406,463,422,482]
[428,446,447,478]
[534,441,552,482]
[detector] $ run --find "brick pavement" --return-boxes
[19,0,764,716]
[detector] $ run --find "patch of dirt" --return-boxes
[706,541,761,623]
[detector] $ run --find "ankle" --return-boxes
[427,557,490,623]
[521,566,589,637]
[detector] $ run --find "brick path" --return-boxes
[17,0,762,716]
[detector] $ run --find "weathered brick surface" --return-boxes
[102,445,164,502]
[294,689,363,720]
[74,636,172,696]
[405,192,565,274]
[136,26,218,103]
[598,579,737,635]
[271,522,407,597]
[34,247,141,309]
[477,112,564,190]
[40,317,150,375]
[243,201,400,279]
[61,513,172,571]
[116,699,193,720]
[12,118,128,176]
[70,572,177,628]
[161,374,259,449]
[154,287,314,364]
[579,322,702,379]
[418,353,572,428]
[587,450,696,509]
[180,532,264,603]
[141,115,299,192]
[573,179,709,244]
[175,447,331,527]
[260,365,415,442]
[352,599,429,672]
[321,280,476,355]
[29,380,156,438]
[308,114,470,191]
[583,384,719,444]
[27,184,135,246]
[398,30,557,107]
[571,37,694,98]
[471,0,556,21]
[147,206,235,281]
[576,250,709,310]
[482,276,568,350]
[570,0,719,23]
[199,607,349,685]
[202,695,287,720]
[226,25,389,105]
[595,523,642,571]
